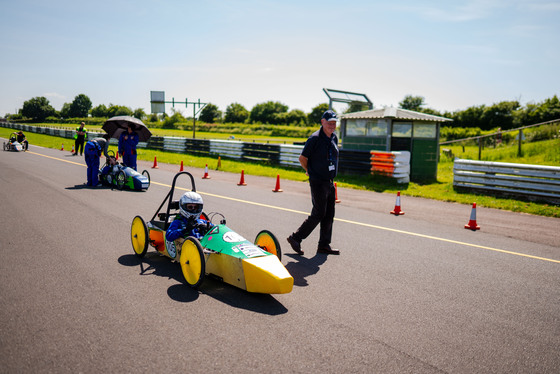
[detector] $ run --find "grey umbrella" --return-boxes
[102,116,152,142]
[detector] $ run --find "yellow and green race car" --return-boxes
[130,172,293,294]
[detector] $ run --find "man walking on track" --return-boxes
[287,109,340,256]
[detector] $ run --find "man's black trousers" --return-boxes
[292,178,336,248]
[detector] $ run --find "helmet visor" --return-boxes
[181,202,202,214]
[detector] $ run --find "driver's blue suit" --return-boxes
[166,216,213,241]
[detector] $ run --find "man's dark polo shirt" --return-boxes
[301,127,339,182]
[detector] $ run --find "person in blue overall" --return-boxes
[166,192,213,241]
[287,110,340,255]
[84,134,114,187]
[118,125,139,170]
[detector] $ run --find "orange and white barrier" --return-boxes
[370,151,410,183]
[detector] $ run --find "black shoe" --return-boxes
[287,236,304,255]
[317,245,340,255]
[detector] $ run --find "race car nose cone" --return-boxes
[242,256,293,294]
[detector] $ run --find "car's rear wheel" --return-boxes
[180,237,205,288]
[255,230,282,261]
[116,170,126,190]
[131,216,149,257]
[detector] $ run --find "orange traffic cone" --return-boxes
[335,182,341,203]
[390,192,405,215]
[202,164,210,179]
[464,203,480,230]
[272,175,283,192]
[71,145,75,153]
[180,160,184,172]
[237,170,247,186]
[61,143,64,151]
[152,156,159,169]
[216,156,222,170]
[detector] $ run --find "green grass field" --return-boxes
[2,126,559,218]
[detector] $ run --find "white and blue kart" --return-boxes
[99,160,150,191]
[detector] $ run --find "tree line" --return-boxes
[399,94,560,130]
[8,93,560,131]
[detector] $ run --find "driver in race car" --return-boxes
[166,191,213,241]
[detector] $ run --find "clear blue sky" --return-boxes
[1,0,559,117]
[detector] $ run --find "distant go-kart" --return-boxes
[3,133,24,152]
[130,172,293,294]
[99,151,150,191]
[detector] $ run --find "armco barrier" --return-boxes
[370,151,411,183]
[242,143,280,163]
[453,159,560,203]
[278,144,302,168]
[210,139,243,158]
[164,137,187,153]
[147,136,164,151]
[186,138,210,156]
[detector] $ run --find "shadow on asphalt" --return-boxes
[284,254,327,287]
[118,253,289,315]
[65,184,96,190]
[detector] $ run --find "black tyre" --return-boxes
[142,170,150,189]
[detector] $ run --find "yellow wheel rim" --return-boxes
[255,232,278,257]
[180,240,203,286]
[131,216,147,256]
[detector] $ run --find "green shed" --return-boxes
[340,107,452,181]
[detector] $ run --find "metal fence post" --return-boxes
[478,138,482,160]
[518,129,523,157]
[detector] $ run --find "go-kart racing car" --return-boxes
[3,133,25,152]
[99,151,150,191]
[130,172,293,294]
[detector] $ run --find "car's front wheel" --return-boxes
[179,237,205,288]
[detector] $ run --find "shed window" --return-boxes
[345,119,388,137]
[346,119,367,136]
[368,119,388,136]
[413,123,437,138]
[392,122,412,137]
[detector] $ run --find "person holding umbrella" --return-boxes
[118,125,139,170]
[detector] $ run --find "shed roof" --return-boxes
[341,107,452,122]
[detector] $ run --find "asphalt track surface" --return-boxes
[1,141,559,373]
